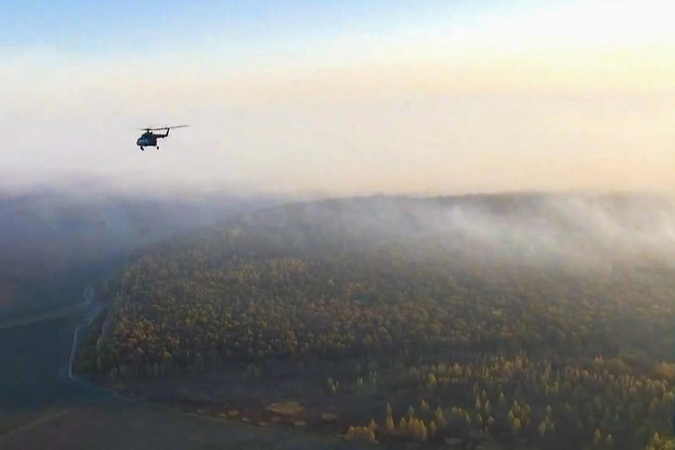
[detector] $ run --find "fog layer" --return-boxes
[0,182,280,317]
[237,193,675,270]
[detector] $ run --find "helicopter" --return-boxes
[136,125,189,151]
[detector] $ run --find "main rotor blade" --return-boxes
[137,125,189,131]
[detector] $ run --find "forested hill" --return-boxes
[148,192,675,267]
[81,193,675,450]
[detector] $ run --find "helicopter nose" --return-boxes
[136,138,143,146]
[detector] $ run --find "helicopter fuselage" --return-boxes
[136,131,168,150]
[136,134,157,147]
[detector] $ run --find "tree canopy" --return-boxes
[76,194,675,449]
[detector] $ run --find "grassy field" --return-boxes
[0,403,367,450]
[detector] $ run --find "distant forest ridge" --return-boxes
[157,191,675,269]
[237,191,675,228]
[1,189,673,317]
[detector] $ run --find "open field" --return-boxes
[1,403,365,450]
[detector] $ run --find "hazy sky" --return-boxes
[1,0,674,197]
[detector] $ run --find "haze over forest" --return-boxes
[0,179,279,320]
[2,2,675,449]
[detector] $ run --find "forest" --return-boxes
[75,194,675,449]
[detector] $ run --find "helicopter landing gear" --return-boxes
[140,147,144,151]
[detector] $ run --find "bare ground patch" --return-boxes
[78,359,415,447]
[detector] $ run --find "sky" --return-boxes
[1,0,674,198]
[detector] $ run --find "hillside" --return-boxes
[77,193,675,450]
